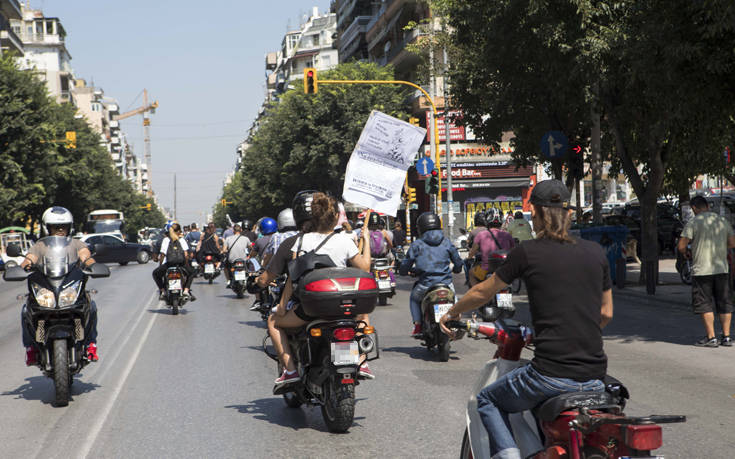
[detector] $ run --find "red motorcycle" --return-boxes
[448,317,685,459]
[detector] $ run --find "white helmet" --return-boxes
[42,206,74,236]
[485,207,502,228]
[277,208,296,230]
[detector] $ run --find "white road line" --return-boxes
[75,292,161,458]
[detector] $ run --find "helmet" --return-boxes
[164,220,174,232]
[485,208,502,228]
[241,219,253,231]
[417,212,441,235]
[277,208,296,230]
[474,212,486,227]
[292,190,316,227]
[259,217,277,235]
[42,206,73,236]
[367,212,381,230]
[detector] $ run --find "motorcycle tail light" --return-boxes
[305,279,339,292]
[379,270,388,278]
[168,272,181,279]
[333,328,355,341]
[491,253,507,259]
[436,290,448,298]
[358,277,378,290]
[205,255,213,261]
[624,424,662,451]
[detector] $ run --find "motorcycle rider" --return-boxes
[507,210,534,242]
[20,207,100,365]
[222,224,251,288]
[185,222,201,246]
[261,209,298,268]
[241,219,257,243]
[360,213,393,260]
[468,207,515,286]
[153,222,196,301]
[272,193,374,385]
[249,217,277,262]
[399,212,463,337]
[196,222,224,268]
[465,212,488,285]
[439,180,613,459]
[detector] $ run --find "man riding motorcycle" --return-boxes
[439,180,614,459]
[20,207,100,365]
[399,212,463,337]
[261,209,298,268]
[222,224,251,288]
[153,222,196,301]
[468,207,515,286]
[196,222,224,268]
[250,217,277,262]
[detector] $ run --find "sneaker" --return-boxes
[226,280,232,289]
[188,291,196,302]
[721,336,732,347]
[694,336,719,348]
[250,301,262,312]
[158,291,166,301]
[411,323,423,338]
[25,347,38,366]
[86,342,99,361]
[358,363,375,380]
[274,369,300,386]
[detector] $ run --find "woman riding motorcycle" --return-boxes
[468,207,515,286]
[399,212,463,337]
[153,222,196,301]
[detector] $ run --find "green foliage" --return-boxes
[228,62,411,219]
[0,55,165,236]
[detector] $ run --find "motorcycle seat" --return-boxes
[426,283,452,294]
[534,391,614,422]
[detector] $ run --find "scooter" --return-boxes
[448,313,686,459]
[229,258,248,298]
[371,257,396,305]
[415,283,460,362]
[164,266,188,315]
[200,253,221,284]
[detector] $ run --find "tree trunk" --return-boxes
[639,190,660,294]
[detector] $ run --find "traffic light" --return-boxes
[304,67,318,94]
[221,198,227,207]
[408,117,420,127]
[139,203,152,211]
[407,186,417,203]
[426,169,440,194]
[65,131,76,149]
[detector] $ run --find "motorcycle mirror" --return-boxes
[6,243,22,257]
[85,263,111,278]
[3,266,30,282]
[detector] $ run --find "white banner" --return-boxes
[343,111,426,216]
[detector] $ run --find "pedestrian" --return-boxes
[678,195,735,347]
[392,221,406,247]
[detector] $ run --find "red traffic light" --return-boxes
[307,70,314,78]
[431,169,439,177]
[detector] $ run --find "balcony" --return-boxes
[1,0,22,20]
[339,15,371,60]
[111,136,120,145]
[106,103,119,113]
[265,51,277,70]
[109,120,119,128]
[0,28,23,56]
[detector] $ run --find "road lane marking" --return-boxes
[76,292,160,458]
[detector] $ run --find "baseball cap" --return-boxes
[530,179,575,209]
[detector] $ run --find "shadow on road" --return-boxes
[381,346,459,361]
[147,308,192,316]
[239,320,267,330]
[1,376,100,405]
[225,397,365,432]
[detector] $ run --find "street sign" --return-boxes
[416,156,435,176]
[540,131,569,159]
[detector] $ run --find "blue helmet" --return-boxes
[259,217,277,235]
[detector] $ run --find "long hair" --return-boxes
[311,192,339,233]
[169,222,181,241]
[532,205,574,243]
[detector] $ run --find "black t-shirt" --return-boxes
[392,229,406,246]
[265,234,299,276]
[243,230,257,243]
[495,237,611,381]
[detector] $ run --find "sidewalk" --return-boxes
[613,257,691,309]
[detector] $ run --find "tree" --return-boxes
[228,62,411,218]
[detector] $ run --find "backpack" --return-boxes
[288,233,337,285]
[166,239,185,265]
[369,230,387,257]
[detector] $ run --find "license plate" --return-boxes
[204,264,214,274]
[433,303,453,323]
[234,271,246,281]
[191,261,198,267]
[168,279,182,290]
[331,342,359,366]
[496,293,513,309]
[378,280,391,289]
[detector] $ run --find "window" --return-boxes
[35,21,43,35]
[46,20,54,35]
[321,55,331,66]
[102,236,123,246]
[312,34,320,46]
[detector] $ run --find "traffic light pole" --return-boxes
[317,79,443,218]
[443,48,454,239]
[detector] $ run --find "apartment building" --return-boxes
[0,0,23,56]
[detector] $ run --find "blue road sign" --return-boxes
[540,131,569,159]
[416,156,435,176]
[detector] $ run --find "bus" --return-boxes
[85,209,125,237]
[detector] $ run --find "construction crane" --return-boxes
[113,89,159,197]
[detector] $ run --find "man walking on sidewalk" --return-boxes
[678,196,735,347]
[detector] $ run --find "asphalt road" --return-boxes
[0,262,731,458]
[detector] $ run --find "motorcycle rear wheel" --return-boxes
[378,294,387,306]
[283,392,303,408]
[438,333,451,362]
[171,293,180,315]
[321,379,355,433]
[208,278,213,284]
[53,339,70,407]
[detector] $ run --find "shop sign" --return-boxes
[423,143,514,163]
[425,111,466,142]
[464,198,524,230]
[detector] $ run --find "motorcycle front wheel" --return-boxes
[321,378,355,433]
[53,339,70,406]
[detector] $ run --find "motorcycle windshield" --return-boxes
[40,236,78,278]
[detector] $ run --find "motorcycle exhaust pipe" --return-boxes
[358,336,374,354]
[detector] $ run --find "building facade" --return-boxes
[0,0,23,56]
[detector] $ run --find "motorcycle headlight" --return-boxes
[32,283,56,308]
[58,280,82,307]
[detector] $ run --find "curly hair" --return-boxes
[310,192,339,233]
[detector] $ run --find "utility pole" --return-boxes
[173,173,177,221]
[428,36,437,214]
[591,83,603,224]
[143,89,153,198]
[443,47,454,238]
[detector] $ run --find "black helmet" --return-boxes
[241,219,253,231]
[474,212,486,227]
[417,212,441,235]
[367,212,381,230]
[292,190,317,227]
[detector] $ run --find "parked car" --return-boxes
[76,233,152,265]
[621,203,683,254]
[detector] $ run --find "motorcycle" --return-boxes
[415,283,459,362]
[371,257,396,305]
[448,313,686,459]
[3,237,110,406]
[229,258,248,298]
[271,267,379,433]
[164,266,188,315]
[201,253,221,284]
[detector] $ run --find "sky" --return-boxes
[35,0,332,225]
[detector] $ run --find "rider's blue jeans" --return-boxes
[476,363,604,459]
